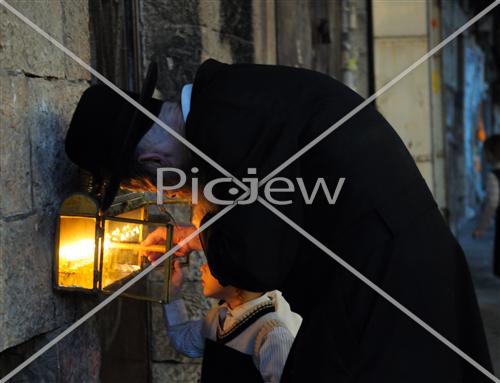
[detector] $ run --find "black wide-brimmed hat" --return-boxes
[65,63,163,211]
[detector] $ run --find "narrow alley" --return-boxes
[459,219,500,374]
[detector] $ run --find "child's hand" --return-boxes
[170,260,184,300]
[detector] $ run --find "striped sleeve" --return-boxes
[254,320,294,383]
[163,300,205,358]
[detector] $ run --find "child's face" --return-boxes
[199,263,235,299]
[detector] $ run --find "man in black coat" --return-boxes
[66,59,493,382]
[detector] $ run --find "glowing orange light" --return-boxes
[58,220,144,289]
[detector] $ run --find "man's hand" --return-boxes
[141,225,203,261]
[141,226,168,261]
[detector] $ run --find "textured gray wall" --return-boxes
[140,0,255,100]
[0,1,101,381]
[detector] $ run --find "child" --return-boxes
[163,260,302,383]
[473,134,500,278]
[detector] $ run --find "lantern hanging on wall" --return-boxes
[54,192,174,303]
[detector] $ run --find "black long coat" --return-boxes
[186,59,493,382]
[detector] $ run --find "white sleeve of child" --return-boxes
[255,325,294,383]
[163,299,205,358]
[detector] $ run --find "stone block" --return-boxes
[0,75,87,218]
[182,250,206,282]
[181,280,214,320]
[199,26,233,63]
[0,318,101,383]
[0,75,32,217]
[0,0,90,81]
[0,74,89,350]
[61,0,91,81]
[57,320,101,383]
[27,77,87,214]
[0,214,75,352]
[372,0,427,38]
[151,362,201,383]
[0,0,66,78]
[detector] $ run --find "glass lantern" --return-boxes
[54,192,174,302]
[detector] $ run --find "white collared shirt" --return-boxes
[218,293,271,332]
[163,290,302,383]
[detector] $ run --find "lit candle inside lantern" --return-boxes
[59,238,95,270]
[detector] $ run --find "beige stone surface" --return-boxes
[0,0,90,81]
[0,214,75,351]
[198,1,233,63]
[27,77,88,211]
[61,0,91,81]
[252,0,277,65]
[373,37,434,191]
[0,75,88,217]
[0,75,32,216]
[0,1,125,381]
[372,0,427,38]
[0,0,66,78]
[0,73,89,351]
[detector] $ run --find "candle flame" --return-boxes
[59,238,96,268]
[58,221,143,288]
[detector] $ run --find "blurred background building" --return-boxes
[1,0,499,381]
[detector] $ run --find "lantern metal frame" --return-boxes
[54,192,175,303]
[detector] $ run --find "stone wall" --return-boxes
[0,1,100,381]
[139,0,264,100]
